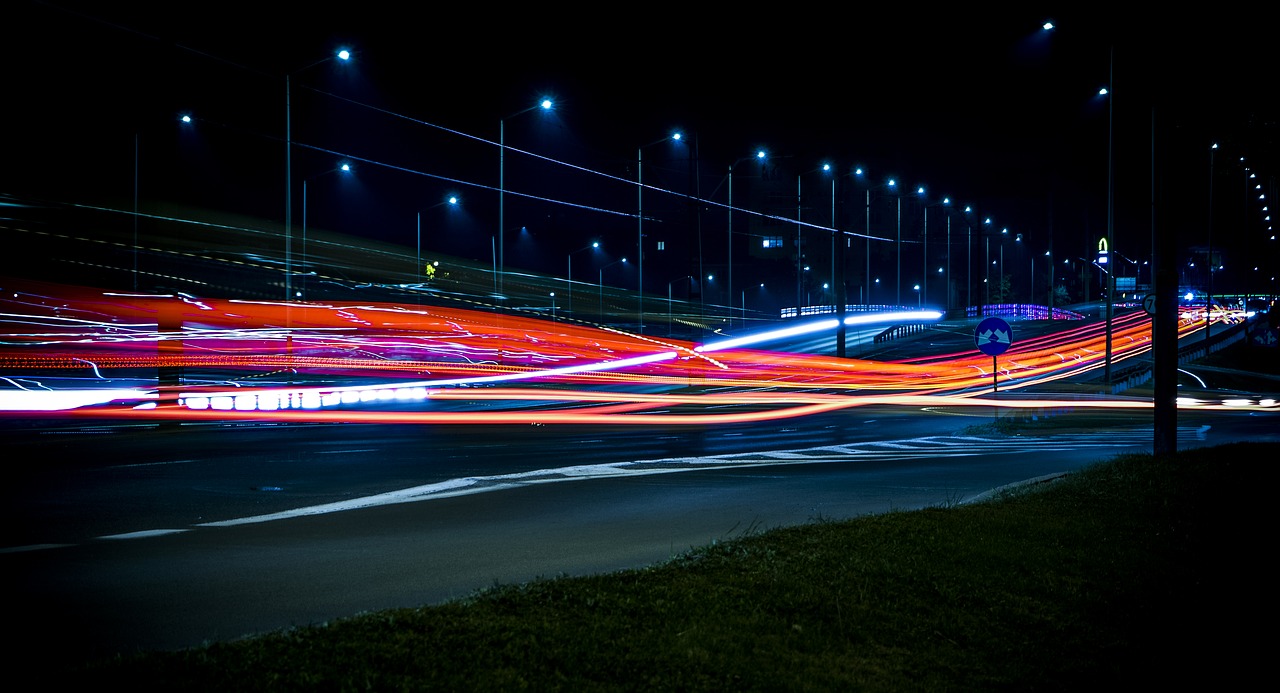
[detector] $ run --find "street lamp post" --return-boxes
[499,99,553,296]
[1103,48,1116,385]
[727,151,766,326]
[568,241,600,314]
[921,192,950,307]
[668,275,694,336]
[638,132,682,334]
[797,163,832,315]
[1206,142,1218,344]
[599,257,627,317]
[285,48,351,303]
[301,162,352,299]
[417,194,459,284]
[863,177,897,306]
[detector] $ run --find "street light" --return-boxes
[301,161,352,299]
[638,131,683,334]
[417,194,459,284]
[797,163,833,314]
[599,257,627,317]
[499,98,553,296]
[668,275,694,336]
[861,175,897,306]
[1206,142,1218,344]
[921,191,950,307]
[728,150,767,326]
[286,48,351,302]
[568,241,600,314]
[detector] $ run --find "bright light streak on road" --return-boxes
[0,280,1273,421]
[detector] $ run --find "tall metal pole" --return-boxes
[499,118,506,296]
[922,205,929,306]
[945,214,952,311]
[1206,143,1216,344]
[285,74,293,303]
[638,146,644,332]
[796,175,803,313]
[896,195,902,306]
[835,177,846,356]
[1104,46,1115,386]
[865,189,871,306]
[728,166,734,327]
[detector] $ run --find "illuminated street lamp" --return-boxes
[286,48,351,302]
[727,150,767,326]
[921,191,950,307]
[568,241,600,314]
[417,194,459,284]
[797,163,833,313]
[599,257,627,316]
[499,98,553,296]
[300,161,352,298]
[861,174,897,306]
[637,131,682,333]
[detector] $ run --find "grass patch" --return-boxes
[63,442,1273,691]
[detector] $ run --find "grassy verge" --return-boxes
[65,441,1272,691]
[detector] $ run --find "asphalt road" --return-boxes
[6,406,1276,666]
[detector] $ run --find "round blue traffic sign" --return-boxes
[974,317,1013,356]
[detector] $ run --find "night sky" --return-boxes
[5,2,1275,307]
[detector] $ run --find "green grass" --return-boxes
[63,441,1273,691]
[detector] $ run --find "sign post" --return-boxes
[975,317,1013,415]
[975,316,1013,390]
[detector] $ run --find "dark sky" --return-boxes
[6,1,1276,303]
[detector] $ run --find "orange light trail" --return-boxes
[1,278,1269,422]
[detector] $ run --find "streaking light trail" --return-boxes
[0,279,1271,421]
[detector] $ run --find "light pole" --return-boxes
[921,192,950,307]
[301,161,352,299]
[727,150,767,326]
[668,275,694,336]
[568,241,600,314]
[286,48,351,302]
[862,176,897,306]
[1103,48,1115,385]
[797,163,833,314]
[417,194,459,284]
[599,257,627,317]
[1206,142,1217,344]
[638,132,682,334]
[499,98,553,296]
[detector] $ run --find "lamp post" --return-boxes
[862,177,897,306]
[301,161,352,299]
[921,192,950,307]
[668,275,694,336]
[797,163,833,314]
[285,48,351,303]
[568,241,600,314]
[1206,142,1217,344]
[499,98,553,296]
[599,257,627,317]
[417,194,459,284]
[1103,48,1115,385]
[728,150,767,326]
[638,132,682,334]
